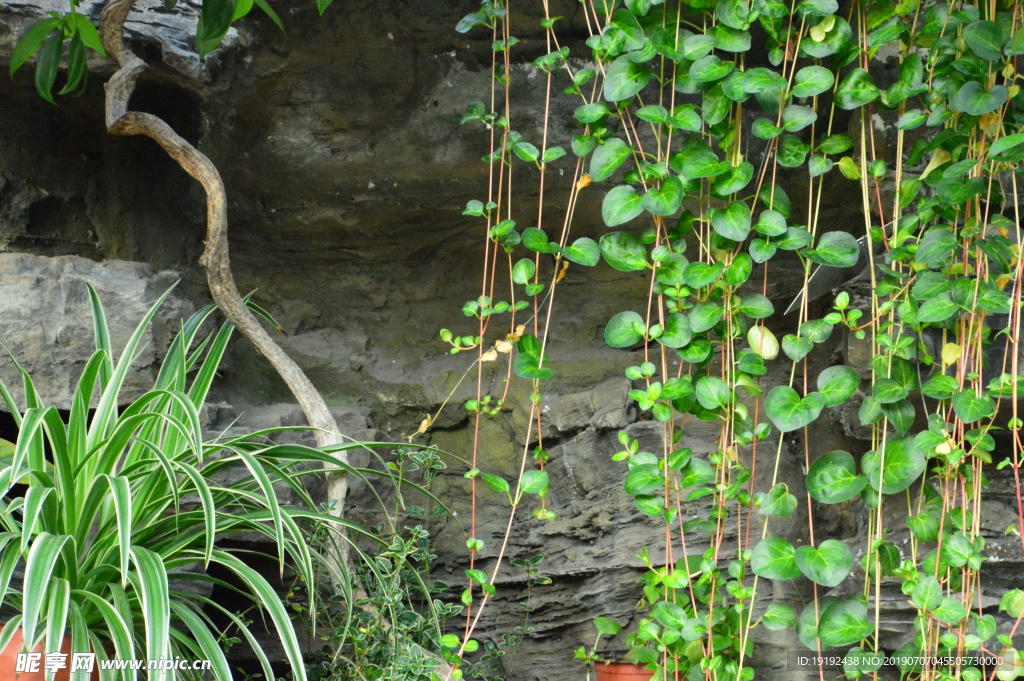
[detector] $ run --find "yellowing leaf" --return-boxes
[941,342,962,365]
[837,156,861,180]
[495,340,514,354]
[980,112,1000,137]
[413,416,433,437]
[576,174,592,190]
[479,349,499,362]
[921,148,951,179]
[747,325,780,360]
[555,259,569,282]
[711,248,732,263]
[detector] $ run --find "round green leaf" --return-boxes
[712,201,752,241]
[590,138,633,182]
[689,302,723,333]
[807,451,866,504]
[817,365,860,407]
[513,142,540,163]
[782,334,813,361]
[757,483,798,517]
[624,463,663,495]
[896,109,928,130]
[782,104,817,132]
[835,68,879,109]
[880,399,915,436]
[683,261,724,288]
[600,231,648,271]
[871,377,908,404]
[682,34,718,60]
[522,227,554,253]
[689,55,734,82]
[951,390,995,424]
[932,597,967,624]
[695,375,732,410]
[643,176,684,216]
[739,294,774,319]
[751,536,800,580]
[563,237,600,267]
[520,469,550,495]
[939,534,972,568]
[911,576,942,610]
[765,386,825,432]
[602,186,645,227]
[678,457,715,487]
[575,102,611,124]
[800,15,853,60]
[749,238,777,263]
[712,162,754,196]
[755,210,787,236]
[762,603,797,631]
[999,590,1024,618]
[635,104,669,124]
[907,513,940,542]
[808,155,834,178]
[917,294,958,323]
[817,598,871,647]
[512,258,536,285]
[861,437,925,495]
[777,134,810,167]
[594,617,622,637]
[651,601,688,629]
[806,232,860,267]
[605,311,645,348]
[658,313,693,349]
[701,84,731,125]
[604,55,652,101]
[953,81,1008,116]
[752,118,782,140]
[655,253,687,286]
[795,539,853,587]
[792,65,835,98]
[962,20,1005,61]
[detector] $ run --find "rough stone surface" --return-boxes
[0,253,192,409]
[0,3,1021,681]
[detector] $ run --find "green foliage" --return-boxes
[20,0,1019,677]
[443,0,1024,676]
[0,287,401,681]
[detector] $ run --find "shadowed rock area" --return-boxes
[2,2,1023,681]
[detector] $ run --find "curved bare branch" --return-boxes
[98,0,348,507]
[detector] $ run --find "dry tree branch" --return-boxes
[96,12,459,674]
[98,0,349,530]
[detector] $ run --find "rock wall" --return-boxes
[1,3,1022,681]
[0,253,192,409]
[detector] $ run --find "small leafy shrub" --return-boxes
[0,286,375,681]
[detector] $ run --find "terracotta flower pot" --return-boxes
[0,628,94,681]
[595,661,654,681]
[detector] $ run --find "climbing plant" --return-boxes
[441,0,1024,680]
[10,0,1024,679]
